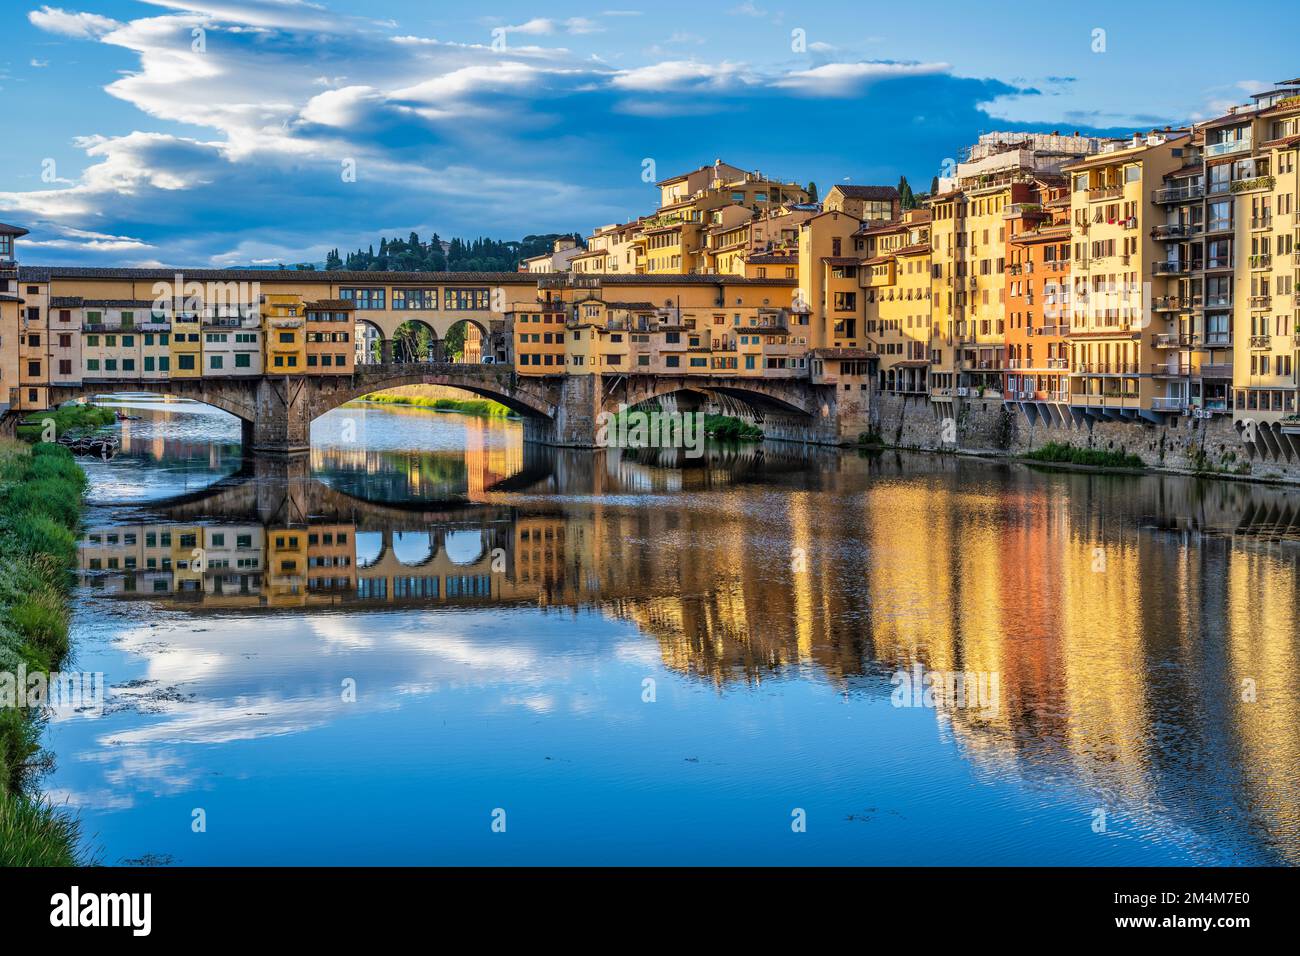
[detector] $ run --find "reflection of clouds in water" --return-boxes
[44,786,137,812]
[391,531,434,566]
[443,530,485,565]
[76,609,624,815]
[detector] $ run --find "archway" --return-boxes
[443,318,491,364]
[354,319,385,366]
[392,319,439,364]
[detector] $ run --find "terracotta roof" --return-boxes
[831,185,900,201]
[18,266,794,287]
[822,256,862,266]
[305,299,354,310]
[811,347,873,359]
[895,242,930,257]
[745,253,798,264]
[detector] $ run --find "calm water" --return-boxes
[39,398,1300,865]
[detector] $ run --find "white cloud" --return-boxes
[611,60,756,93]
[27,5,121,38]
[773,60,950,96]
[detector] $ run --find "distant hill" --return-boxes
[323,232,584,273]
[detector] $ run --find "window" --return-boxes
[235,353,251,368]
[210,355,224,370]
[179,354,195,370]
[391,289,437,310]
[444,288,489,311]
[340,288,385,309]
[279,332,294,343]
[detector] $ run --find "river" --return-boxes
[39,398,1300,865]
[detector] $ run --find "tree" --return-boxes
[930,175,940,196]
[805,181,819,203]
[898,176,917,210]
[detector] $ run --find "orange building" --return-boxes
[1004,179,1073,406]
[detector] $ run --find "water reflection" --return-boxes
[48,404,1300,865]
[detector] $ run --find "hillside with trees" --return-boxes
[324,232,583,273]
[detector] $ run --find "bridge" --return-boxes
[44,361,875,452]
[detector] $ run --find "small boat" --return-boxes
[114,411,142,421]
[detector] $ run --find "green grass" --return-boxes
[703,414,763,441]
[357,393,516,418]
[1025,441,1145,470]
[0,440,89,866]
[16,403,115,441]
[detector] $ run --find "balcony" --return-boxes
[1230,175,1275,194]
[1152,362,1191,377]
[1204,293,1232,309]
[1154,184,1204,203]
[1250,334,1271,349]
[1152,260,1199,275]
[1150,397,1190,412]
[1249,295,1272,309]
[1204,139,1252,158]
[1151,223,1202,240]
[1249,254,1272,269]
[1250,215,1273,230]
[1199,363,1233,378]
[1088,185,1124,201]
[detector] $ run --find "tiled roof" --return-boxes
[58,298,158,308]
[0,222,30,237]
[18,266,795,286]
[831,185,900,201]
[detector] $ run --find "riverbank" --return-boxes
[356,390,515,418]
[0,440,88,866]
[15,404,115,441]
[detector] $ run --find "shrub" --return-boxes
[1025,441,1145,470]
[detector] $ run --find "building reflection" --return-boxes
[77,445,1300,862]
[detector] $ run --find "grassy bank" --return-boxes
[357,392,516,418]
[0,440,88,866]
[16,403,115,441]
[1025,441,1145,470]
[704,414,763,441]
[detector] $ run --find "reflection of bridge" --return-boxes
[49,361,872,453]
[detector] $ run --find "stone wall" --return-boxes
[872,391,1300,484]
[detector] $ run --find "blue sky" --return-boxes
[0,0,1294,266]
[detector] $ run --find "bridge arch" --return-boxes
[47,382,258,425]
[306,365,558,424]
[617,379,817,421]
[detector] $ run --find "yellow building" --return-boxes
[1064,132,1190,415]
[797,209,864,351]
[262,293,307,373]
[859,210,933,394]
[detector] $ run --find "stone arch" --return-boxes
[442,317,491,364]
[391,319,439,364]
[47,381,257,425]
[354,318,386,366]
[307,367,557,424]
[618,379,816,421]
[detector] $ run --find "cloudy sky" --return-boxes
[1,0,1294,267]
